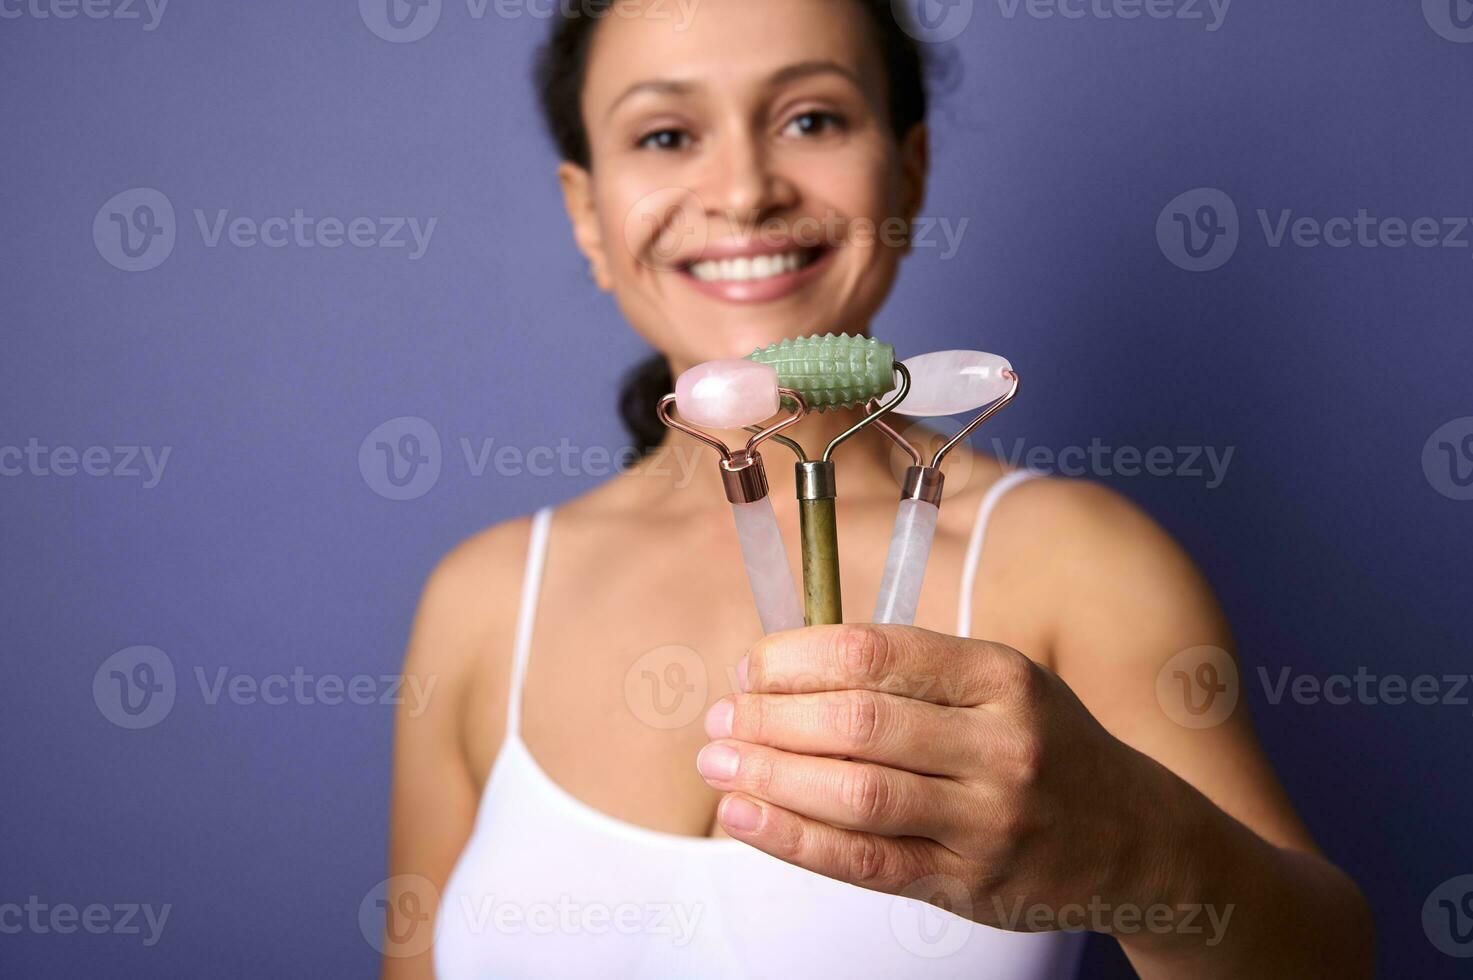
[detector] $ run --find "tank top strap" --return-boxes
[955,469,1046,638]
[506,506,554,738]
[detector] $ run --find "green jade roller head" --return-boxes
[746,333,897,413]
[744,333,910,627]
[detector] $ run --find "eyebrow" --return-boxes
[604,60,863,121]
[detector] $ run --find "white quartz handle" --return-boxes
[730,498,805,634]
[872,498,941,626]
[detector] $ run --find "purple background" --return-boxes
[2,1,1470,976]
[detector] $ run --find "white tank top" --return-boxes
[434,471,1084,979]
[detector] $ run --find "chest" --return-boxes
[463,498,1043,839]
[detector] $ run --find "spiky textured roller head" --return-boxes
[746,333,896,412]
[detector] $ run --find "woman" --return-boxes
[386,1,1372,976]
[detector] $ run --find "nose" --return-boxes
[700,130,797,234]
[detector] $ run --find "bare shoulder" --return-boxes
[1011,477,1223,627]
[991,474,1205,576]
[948,460,1231,674]
[399,513,541,738]
[409,516,535,653]
[401,468,663,718]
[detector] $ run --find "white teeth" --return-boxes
[689,251,814,283]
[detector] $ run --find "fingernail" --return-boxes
[704,698,734,739]
[696,743,740,781]
[720,795,763,833]
[736,656,749,692]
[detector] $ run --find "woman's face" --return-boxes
[559,0,928,371]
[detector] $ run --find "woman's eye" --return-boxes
[637,129,692,151]
[783,111,846,138]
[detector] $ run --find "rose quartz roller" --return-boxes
[658,360,807,635]
[869,351,1020,626]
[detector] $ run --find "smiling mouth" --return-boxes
[681,247,826,284]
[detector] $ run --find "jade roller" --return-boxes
[746,334,911,626]
[868,351,1020,626]
[658,359,809,635]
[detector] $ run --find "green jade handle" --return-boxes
[796,460,842,626]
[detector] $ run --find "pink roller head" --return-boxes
[897,350,1015,417]
[675,359,781,429]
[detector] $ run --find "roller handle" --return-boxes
[871,498,941,626]
[730,498,806,635]
[799,497,843,626]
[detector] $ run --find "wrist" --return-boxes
[1099,744,1223,956]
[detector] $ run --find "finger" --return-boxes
[705,690,981,777]
[713,792,964,900]
[745,624,1035,707]
[695,739,959,839]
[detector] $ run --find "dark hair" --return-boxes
[534,0,936,455]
